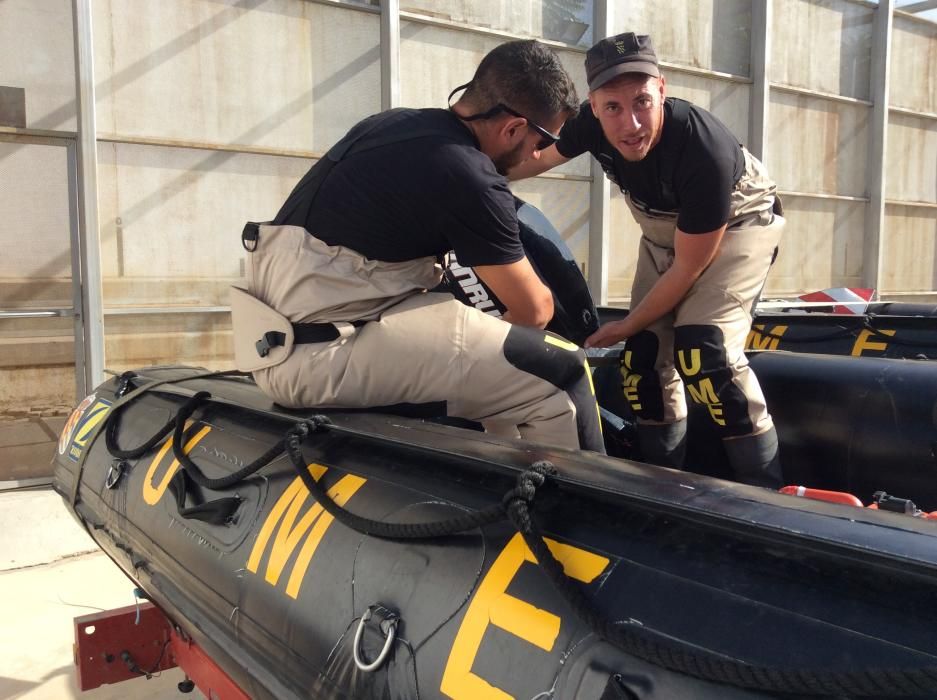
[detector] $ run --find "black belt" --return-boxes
[256,321,367,358]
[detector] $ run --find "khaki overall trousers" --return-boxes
[236,225,604,453]
[621,147,784,481]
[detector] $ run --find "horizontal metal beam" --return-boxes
[770,83,872,107]
[778,190,870,203]
[0,127,76,145]
[889,105,937,122]
[97,133,320,160]
[102,305,231,315]
[885,199,937,210]
[0,309,74,319]
[899,0,937,13]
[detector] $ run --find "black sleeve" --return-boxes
[436,147,524,268]
[555,100,598,160]
[673,119,741,234]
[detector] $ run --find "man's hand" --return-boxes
[585,320,630,348]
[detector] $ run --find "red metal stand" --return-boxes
[74,601,249,699]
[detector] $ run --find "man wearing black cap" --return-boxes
[511,33,785,487]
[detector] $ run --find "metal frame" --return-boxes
[74,602,249,698]
[72,0,105,391]
[750,0,771,163]
[380,0,400,110]
[587,0,613,306]
[864,0,895,291]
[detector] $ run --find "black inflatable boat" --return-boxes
[53,201,937,700]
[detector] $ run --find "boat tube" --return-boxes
[53,200,937,699]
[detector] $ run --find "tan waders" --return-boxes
[231,224,605,454]
[620,147,785,486]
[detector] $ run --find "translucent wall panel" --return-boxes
[613,0,752,77]
[97,142,311,306]
[509,179,591,266]
[0,0,77,131]
[93,0,380,152]
[400,0,595,47]
[881,205,937,293]
[665,74,751,147]
[772,0,873,100]
[891,16,937,115]
[606,192,644,301]
[0,141,76,479]
[886,114,937,205]
[104,311,233,374]
[765,195,866,295]
[767,92,869,197]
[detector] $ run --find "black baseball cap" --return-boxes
[585,33,659,90]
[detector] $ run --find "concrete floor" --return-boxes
[0,489,201,700]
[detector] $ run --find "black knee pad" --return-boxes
[503,326,604,452]
[673,325,753,437]
[620,331,666,422]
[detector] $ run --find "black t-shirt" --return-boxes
[557,98,744,233]
[275,108,523,267]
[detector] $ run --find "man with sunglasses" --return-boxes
[232,40,605,454]
[511,33,785,486]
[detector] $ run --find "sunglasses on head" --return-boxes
[448,84,560,151]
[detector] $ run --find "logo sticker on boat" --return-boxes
[59,394,112,462]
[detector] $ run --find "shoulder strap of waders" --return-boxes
[657,97,691,207]
[271,108,456,227]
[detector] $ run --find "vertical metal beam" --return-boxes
[864,0,893,291]
[750,0,772,163]
[587,0,612,305]
[66,142,88,401]
[72,0,105,389]
[380,0,401,110]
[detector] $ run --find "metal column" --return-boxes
[864,0,894,291]
[750,0,772,164]
[587,0,612,306]
[72,0,105,390]
[381,0,401,110]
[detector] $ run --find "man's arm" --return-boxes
[474,258,554,328]
[506,145,571,181]
[585,226,726,347]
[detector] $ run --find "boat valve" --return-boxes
[353,604,399,673]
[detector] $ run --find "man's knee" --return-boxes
[502,326,604,452]
[620,331,667,421]
[674,324,754,436]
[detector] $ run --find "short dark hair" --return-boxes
[463,40,579,125]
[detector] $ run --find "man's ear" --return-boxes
[588,92,599,118]
[657,74,666,99]
[501,116,527,143]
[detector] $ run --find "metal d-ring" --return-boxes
[105,459,127,489]
[353,606,398,672]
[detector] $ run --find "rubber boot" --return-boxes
[723,426,783,488]
[636,419,687,469]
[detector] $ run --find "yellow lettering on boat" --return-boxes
[851,328,895,357]
[247,464,366,599]
[440,533,608,700]
[747,324,787,350]
[142,422,212,506]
